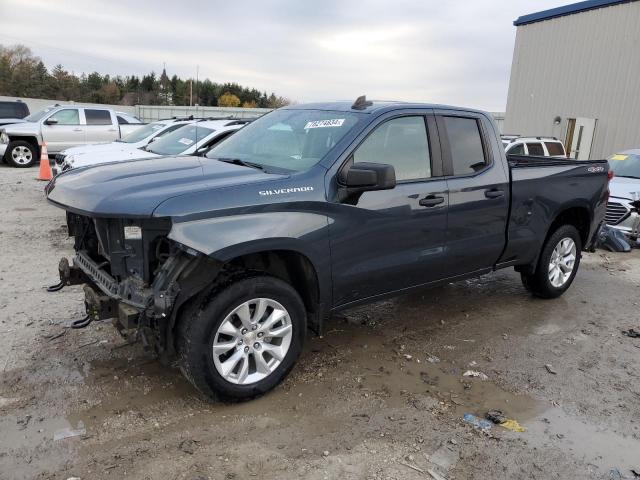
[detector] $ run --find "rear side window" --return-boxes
[545,142,565,156]
[507,143,525,155]
[442,116,487,175]
[526,143,545,156]
[85,109,112,125]
[354,116,431,181]
[0,102,28,118]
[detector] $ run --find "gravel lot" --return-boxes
[1,164,639,480]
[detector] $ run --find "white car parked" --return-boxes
[605,149,640,244]
[53,119,250,175]
[502,135,567,157]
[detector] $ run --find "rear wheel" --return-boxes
[521,224,582,298]
[6,140,38,168]
[177,276,306,401]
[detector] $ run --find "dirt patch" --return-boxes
[1,165,640,479]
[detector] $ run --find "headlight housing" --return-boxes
[0,132,8,144]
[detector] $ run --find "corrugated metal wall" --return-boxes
[504,1,640,158]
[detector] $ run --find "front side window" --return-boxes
[207,109,363,173]
[25,107,54,122]
[507,143,525,155]
[48,109,80,125]
[146,125,214,155]
[353,116,431,181]
[443,116,487,175]
[85,109,112,125]
[526,143,544,156]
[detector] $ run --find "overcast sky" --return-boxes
[1,0,568,110]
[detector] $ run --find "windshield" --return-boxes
[206,109,362,172]
[147,125,214,155]
[25,107,55,122]
[121,123,166,143]
[608,153,640,178]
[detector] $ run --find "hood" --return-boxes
[1,121,39,135]
[47,155,283,217]
[609,176,640,201]
[63,142,125,156]
[68,146,154,167]
[0,118,27,127]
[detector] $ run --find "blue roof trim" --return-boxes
[514,0,635,26]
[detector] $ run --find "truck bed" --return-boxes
[499,155,609,267]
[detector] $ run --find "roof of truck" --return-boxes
[514,0,633,26]
[284,100,488,116]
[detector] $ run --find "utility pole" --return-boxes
[189,79,192,106]
[196,65,199,106]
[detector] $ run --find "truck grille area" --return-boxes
[605,201,629,225]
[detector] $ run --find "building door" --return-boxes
[565,117,597,160]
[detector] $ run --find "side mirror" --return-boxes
[44,118,58,125]
[343,161,396,192]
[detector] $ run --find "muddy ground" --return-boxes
[1,164,639,480]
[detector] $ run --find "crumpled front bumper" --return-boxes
[0,143,7,159]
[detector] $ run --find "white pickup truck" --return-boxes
[0,104,143,167]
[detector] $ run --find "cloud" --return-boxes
[0,0,566,110]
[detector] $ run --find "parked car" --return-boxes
[0,104,143,167]
[502,135,567,157]
[0,100,30,127]
[54,117,211,170]
[604,149,640,244]
[46,98,609,401]
[52,119,250,175]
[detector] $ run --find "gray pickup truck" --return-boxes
[46,98,609,401]
[0,104,143,167]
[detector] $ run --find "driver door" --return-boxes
[329,113,449,306]
[41,108,85,152]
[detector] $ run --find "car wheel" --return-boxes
[177,276,306,401]
[521,224,582,299]
[6,140,38,168]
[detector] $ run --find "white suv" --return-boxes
[502,136,567,158]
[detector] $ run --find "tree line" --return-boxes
[0,44,291,108]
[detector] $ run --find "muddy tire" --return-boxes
[5,140,38,168]
[177,276,306,401]
[521,224,582,299]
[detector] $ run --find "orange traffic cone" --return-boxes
[37,143,52,181]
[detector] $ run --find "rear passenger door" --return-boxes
[330,112,449,305]
[83,108,118,143]
[435,111,509,277]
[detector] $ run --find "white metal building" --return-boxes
[504,0,640,159]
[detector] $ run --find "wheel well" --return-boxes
[8,136,40,155]
[547,206,591,247]
[224,250,321,318]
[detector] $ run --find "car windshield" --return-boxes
[608,153,640,179]
[120,123,166,143]
[146,125,214,155]
[25,107,55,122]
[206,109,362,172]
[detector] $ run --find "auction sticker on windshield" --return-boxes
[305,119,345,129]
[610,154,628,161]
[178,138,194,146]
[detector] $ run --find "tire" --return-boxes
[5,140,38,168]
[177,276,306,401]
[521,224,582,299]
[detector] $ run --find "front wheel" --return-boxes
[5,140,38,168]
[521,224,582,299]
[177,276,306,401]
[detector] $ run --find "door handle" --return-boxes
[485,189,505,199]
[108,128,117,132]
[419,195,445,207]
[73,128,83,132]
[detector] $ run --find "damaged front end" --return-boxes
[57,212,221,361]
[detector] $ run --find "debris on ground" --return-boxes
[462,414,493,431]
[545,364,558,374]
[426,354,441,364]
[54,421,86,441]
[462,370,488,380]
[622,328,640,338]
[179,439,199,454]
[609,468,622,480]
[17,414,32,430]
[485,410,506,424]
[484,410,526,432]
[427,468,448,480]
[398,460,424,473]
